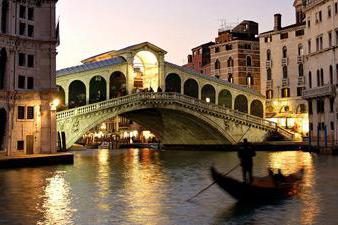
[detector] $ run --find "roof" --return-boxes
[56,57,126,77]
[259,22,306,36]
[82,42,167,63]
[165,62,264,97]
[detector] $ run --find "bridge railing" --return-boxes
[57,92,278,131]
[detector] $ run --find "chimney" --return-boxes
[274,14,282,31]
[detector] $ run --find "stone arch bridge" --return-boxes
[56,42,292,148]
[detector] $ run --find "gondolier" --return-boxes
[238,139,256,184]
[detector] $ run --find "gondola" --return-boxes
[211,166,304,202]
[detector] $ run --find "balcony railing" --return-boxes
[266,60,272,68]
[298,76,305,86]
[282,78,289,87]
[266,80,273,90]
[281,58,288,66]
[297,56,304,64]
[303,84,335,99]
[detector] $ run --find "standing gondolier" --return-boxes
[238,139,256,184]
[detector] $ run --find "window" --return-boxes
[336,30,338,45]
[299,64,304,77]
[297,87,305,96]
[280,33,288,39]
[19,53,25,66]
[27,77,34,89]
[317,70,321,86]
[19,5,26,19]
[335,2,338,14]
[228,74,233,83]
[266,90,273,99]
[264,36,272,43]
[281,88,290,98]
[317,98,325,113]
[246,74,254,86]
[331,122,335,131]
[225,44,232,50]
[309,101,313,115]
[246,56,252,67]
[330,97,335,112]
[27,106,34,119]
[330,65,333,84]
[295,29,304,37]
[267,49,271,61]
[19,22,25,35]
[283,66,288,79]
[328,6,332,18]
[320,68,324,86]
[309,71,312,88]
[227,57,234,67]
[308,39,312,53]
[329,32,332,47]
[282,46,287,58]
[27,55,34,68]
[17,106,25,119]
[215,47,220,53]
[215,59,221,70]
[267,69,272,80]
[27,24,34,37]
[28,7,34,21]
[319,11,322,22]
[17,141,24,151]
[18,75,25,89]
[307,18,311,28]
[298,44,303,56]
[309,123,313,131]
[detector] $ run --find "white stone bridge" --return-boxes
[56,42,293,148]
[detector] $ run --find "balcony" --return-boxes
[303,84,335,99]
[282,78,289,87]
[298,76,305,86]
[227,67,233,74]
[297,56,304,64]
[266,60,272,68]
[281,58,288,66]
[266,80,273,90]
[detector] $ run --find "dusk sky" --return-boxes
[56,0,295,70]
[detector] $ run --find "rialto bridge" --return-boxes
[56,42,292,149]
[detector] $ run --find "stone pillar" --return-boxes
[86,84,90,105]
[64,84,69,106]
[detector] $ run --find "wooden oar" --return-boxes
[187,164,240,202]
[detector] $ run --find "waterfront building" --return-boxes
[302,0,338,148]
[259,0,309,139]
[184,21,261,92]
[0,0,58,155]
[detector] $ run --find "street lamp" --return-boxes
[50,98,60,111]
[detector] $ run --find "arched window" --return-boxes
[56,85,66,108]
[0,108,7,151]
[298,64,304,77]
[320,68,324,86]
[282,46,288,58]
[250,100,264,118]
[110,71,127,98]
[218,89,232,108]
[283,66,288,79]
[1,0,9,33]
[184,79,199,98]
[215,59,221,70]
[267,69,272,81]
[267,49,271,61]
[0,48,7,89]
[234,95,248,113]
[69,80,86,108]
[227,57,234,68]
[298,44,303,56]
[246,56,252,67]
[201,84,216,103]
[165,73,181,93]
[89,76,107,104]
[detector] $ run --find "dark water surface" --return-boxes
[0,149,337,225]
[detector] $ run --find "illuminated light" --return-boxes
[50,98,60,111]
[206,98,210,103]
[100,123,107,130]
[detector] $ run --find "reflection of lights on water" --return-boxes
[269,152,319,225]
[38,172,74,225]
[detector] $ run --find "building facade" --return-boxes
[184,21,261,92]
[0,0,58,155]
[302,0,338,148]
[259,2,309,138]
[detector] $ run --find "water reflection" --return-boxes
[38,171,74,225]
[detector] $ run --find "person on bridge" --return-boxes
[237,139,256,184]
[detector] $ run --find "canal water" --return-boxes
[0,149,337,225]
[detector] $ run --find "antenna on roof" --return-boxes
[218,18,236,32]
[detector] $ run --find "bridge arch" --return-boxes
[165,73,181,93]
[201,84,216,103]
[234,94,248,113]
[250,100,264,118]
[218,89,232,108]
[110,71,126,98]
[69,80,86,108]
[183,78,199,98]
[0,108,6,151]
[89,75,107,104]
